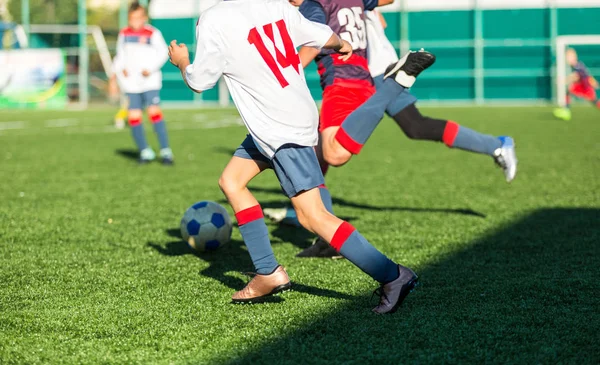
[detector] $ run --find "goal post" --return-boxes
[555,35,600,107]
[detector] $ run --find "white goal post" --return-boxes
[555,35,600,107]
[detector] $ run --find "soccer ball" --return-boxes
[180,201,232,252]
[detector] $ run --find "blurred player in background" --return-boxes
[113,2,173,164]
[169,0,434,313]
[554,48,600,121]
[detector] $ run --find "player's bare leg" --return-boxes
[290,188,418,314]
[219,157,290,303]
[127,108,154,163]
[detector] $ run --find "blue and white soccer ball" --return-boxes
[180,201,232,252]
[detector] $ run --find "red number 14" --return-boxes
[247,20,300,88]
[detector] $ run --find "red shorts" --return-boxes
[569,83,597,101]
[319,84,376,132]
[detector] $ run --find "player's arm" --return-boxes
[295,0,328,68]
[377,10,388,28]
[590,77,599,89]
[568,72,580,84]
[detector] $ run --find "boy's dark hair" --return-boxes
[129,1,146,14]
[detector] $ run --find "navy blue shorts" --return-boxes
[127,90,161,110]
[373,75,417,116]
[233,135,324,198]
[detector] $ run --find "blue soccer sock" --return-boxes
[236,205,278,275]
[129,118,149,151]
[443,121,501,156]
[335,79,406,154]
[150,113,170,150]
[331,222,399,284]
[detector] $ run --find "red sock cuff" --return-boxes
[335,128,363,155]
[150,113,163,123]
[129,118,142,127]
[330,221,356,251]
[235,205,263,225]
[442,121,459,147]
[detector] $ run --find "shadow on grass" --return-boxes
[148,230,357,301]
[115,148,139,162]
[248,186,487,218]
[226,208,600,364]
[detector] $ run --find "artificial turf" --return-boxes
[0,106,598,364]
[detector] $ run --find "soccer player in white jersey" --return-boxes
[113,2,173,164]
[168,0,433,314]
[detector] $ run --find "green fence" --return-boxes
[153,7,600,105]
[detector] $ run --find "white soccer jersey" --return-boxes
[113,25,169,94]
[185,0,334,158]
[365,10,399,78]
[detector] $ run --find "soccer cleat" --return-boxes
[553,107,572,121]
[383,49,436,88]
[372,265,418,315]
[296,237,343,259]
[493,136,517,183]
[263,207,288,223]
[231,266,291,303]
[263,206,301,227]
[139,147,156,164]
[160,148,174,166]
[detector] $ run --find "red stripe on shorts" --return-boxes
[235,205,263,226]
[330,221,356,251]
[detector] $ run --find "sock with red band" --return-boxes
[330,222,399,284]
[443,121,501,156]
[335,79,406,154]
[236,205,278,275]
[129,118,149,151]
[150,114,170,150]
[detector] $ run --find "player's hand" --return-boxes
[122,69,129,77]
[141,70,151,77]
[169,40,190,68]
[337,40,353,62]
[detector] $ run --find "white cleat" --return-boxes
[493,136,517,183]
[263,207,288,223]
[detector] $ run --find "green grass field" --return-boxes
[1,106,599,364]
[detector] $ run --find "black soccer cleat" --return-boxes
[383,49,436,88]
[296,237,343,259]
[372,265,418,314]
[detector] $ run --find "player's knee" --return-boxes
[323,147,351,167]
[147,106,163,123]
[218,173,238,197]
[128,110,143,126]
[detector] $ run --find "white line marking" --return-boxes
[0,121,26,130]
[45,119,79,128]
